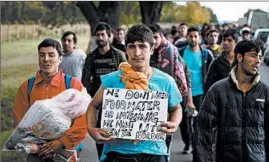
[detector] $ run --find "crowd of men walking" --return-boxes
[12,21,269,162]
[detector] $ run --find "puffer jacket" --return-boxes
[193,66,269,162]
[205,52,234,93]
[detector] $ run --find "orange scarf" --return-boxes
[118,62,149,144]
[119,62,149,90]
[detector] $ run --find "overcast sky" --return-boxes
[176,2,269,22]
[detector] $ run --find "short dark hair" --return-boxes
[234,39,262,64]
[187,26,200,35]
[206,29,219,37]
[94,22,112,37]
[125,24,154,47]
[148,24,163,35]
[242,30,250,34]
[61,31,77,44]
[38,38,63,56]
[164,32,173,39]
[116,27,125,33]
[179,22,188,27]
[223,29,239,43]
[222,23,228,28]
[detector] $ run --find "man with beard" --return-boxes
[178,27,213,152]
[193,39,269,162]
[81,22,126,158]
[204,29,222,58]
[87,24,183,162]
[205,29,238,93]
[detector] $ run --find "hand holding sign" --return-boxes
[88,127,115,144]
[101,88,168,141]
[158,121,177,135]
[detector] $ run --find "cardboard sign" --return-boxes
[101,88,168,141]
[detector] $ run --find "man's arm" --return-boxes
[82,53,94,97]
[180,57,195,110]
[206,50,214,71]
[79,51,87,80]
[13,81,29,127]
[172,45,188,96]
[264,90,269,162]
[57,78,88,149]
[159,104,182,135]
[204,60,217,93]
[118,50,127,63]
[193,87,218,162]
[87,86,114,143]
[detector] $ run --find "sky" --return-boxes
[176,2,269,22]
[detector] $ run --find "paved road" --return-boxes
[79,62,269,162]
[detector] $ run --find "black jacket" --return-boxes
[205,52,234,93]
[194,67,269,162]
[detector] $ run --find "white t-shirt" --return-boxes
[59,49,86,80]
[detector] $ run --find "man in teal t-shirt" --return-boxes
[86,24,183,162]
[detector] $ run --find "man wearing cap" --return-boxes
[241,27,251,40]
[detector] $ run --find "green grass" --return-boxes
[1,64,38,87]
[2,34,90,62]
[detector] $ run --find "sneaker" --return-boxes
[182,145,192,154]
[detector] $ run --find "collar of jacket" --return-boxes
[35,69,64,87]
[230,65,260,91]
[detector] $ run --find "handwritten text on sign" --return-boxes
[101,88,168,141]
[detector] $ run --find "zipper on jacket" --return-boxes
[46,84,49,99]
[242,92,246,162]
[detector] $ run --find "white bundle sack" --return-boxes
[3,88,91,150]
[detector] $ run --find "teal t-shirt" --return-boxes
[183,46,204,96]
[99,68,182,161]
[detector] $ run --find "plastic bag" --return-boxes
[3,88,91,151]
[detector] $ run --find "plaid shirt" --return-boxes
[82,46,126,97]
[152,38,188,96]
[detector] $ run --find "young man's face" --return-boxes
[207,32,219,45]
[238,50,262,76]
[153,32,162,50]
[187,31,200,48]
[62,34,76,53]
[242,32,250,40]
[95,30,109,47]
[126,41,153,71]
[179,25,188,37]
[38,46,62,76]
[222,36,236,53]
[116,30,125,42]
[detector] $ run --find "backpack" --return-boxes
[178,46,209,62]
[27,74,72,99]
[27,74,84,152]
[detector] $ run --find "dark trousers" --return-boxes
[192,94,204,126]
[103,152,167,162]
[96,106,104,159]
[180,112,193,148]
[179,96,193,148]
[192,94,204,149]
[27,154,54,162]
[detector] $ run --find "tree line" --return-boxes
[1,1,218,32]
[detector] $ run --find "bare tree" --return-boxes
[76,1,121,52]
[140,1,164,25]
